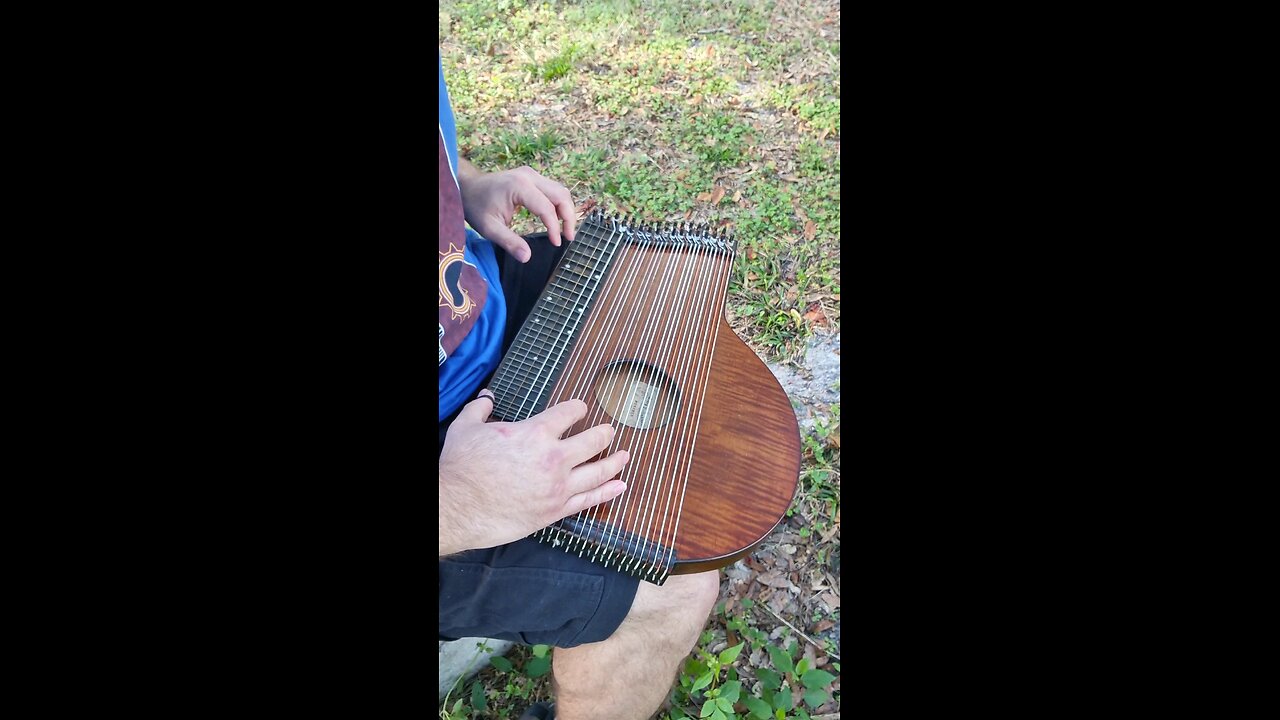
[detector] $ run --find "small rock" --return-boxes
[767,333,841,433]
[438,637,514,701]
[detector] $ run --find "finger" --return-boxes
[562,478,627,517]
[514,181,564,247]
[532,175,576,243]
[559,423,615,466]
[456,389,496,425]
[479,221,532,263]
[566,448,630,495]
[564,451,631,505]
[533,398,588,436]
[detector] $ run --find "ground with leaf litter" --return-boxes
[440,0,840,717]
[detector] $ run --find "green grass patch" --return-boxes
[525,42,585,81]
[679,112,753,168]
[470,129,562,167]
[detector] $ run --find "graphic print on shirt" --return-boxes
[438,126,487,365]
[439,241,480,320]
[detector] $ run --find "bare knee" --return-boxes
[632,571,721,627]
[675,571,722,619]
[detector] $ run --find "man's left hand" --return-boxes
[458,163,576,263]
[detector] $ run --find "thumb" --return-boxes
[456,389,496,425]
[477,222,532,263]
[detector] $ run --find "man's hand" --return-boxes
[439,391,629,556]
[457,160,576,263]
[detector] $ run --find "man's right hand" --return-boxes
[439,391,630,556]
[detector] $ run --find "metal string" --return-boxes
[592,225,687,568]
[503,214,735,580]
[549,222,658,553]
[507,213,621,421]
[614,225,704,573]
[639,235,723,571]
[487,209,615,414]
[662,232,736,571]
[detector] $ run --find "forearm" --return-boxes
[439,469,470,557]
[455,156,487,228]
[456,156,484,189]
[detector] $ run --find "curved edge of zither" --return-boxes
[670,320,803,573]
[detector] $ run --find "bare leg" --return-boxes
[551,571,721,720]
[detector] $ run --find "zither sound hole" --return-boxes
[593,360,681,430]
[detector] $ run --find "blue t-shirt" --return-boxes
[439,57,506,420]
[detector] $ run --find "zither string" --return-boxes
[508,216,622,421]
[492,215,617,418]
[526,217,733,575]
[616,230,715,569]
[632,236,724,570]
[535,223,658,548]
[605,230,705,568]
[574,227,686,560]
[661,239,735,570]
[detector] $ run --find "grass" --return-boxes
[441,0,840,363]
[440,0,840,716]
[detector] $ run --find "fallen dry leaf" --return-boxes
[710,185,726,204]
[696,192,713,203]
[802,306,828,327]
[575,197,597,216]
[804,220,817,241]
[813,619,836,633]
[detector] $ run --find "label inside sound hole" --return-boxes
[593,360,680,430]
[625,380,660,427]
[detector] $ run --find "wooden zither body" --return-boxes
[488,210,801,585]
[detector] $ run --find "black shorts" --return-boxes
[438,233,641,648]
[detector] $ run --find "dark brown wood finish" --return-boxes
[665,320,801,572]
[542,238,801,574]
